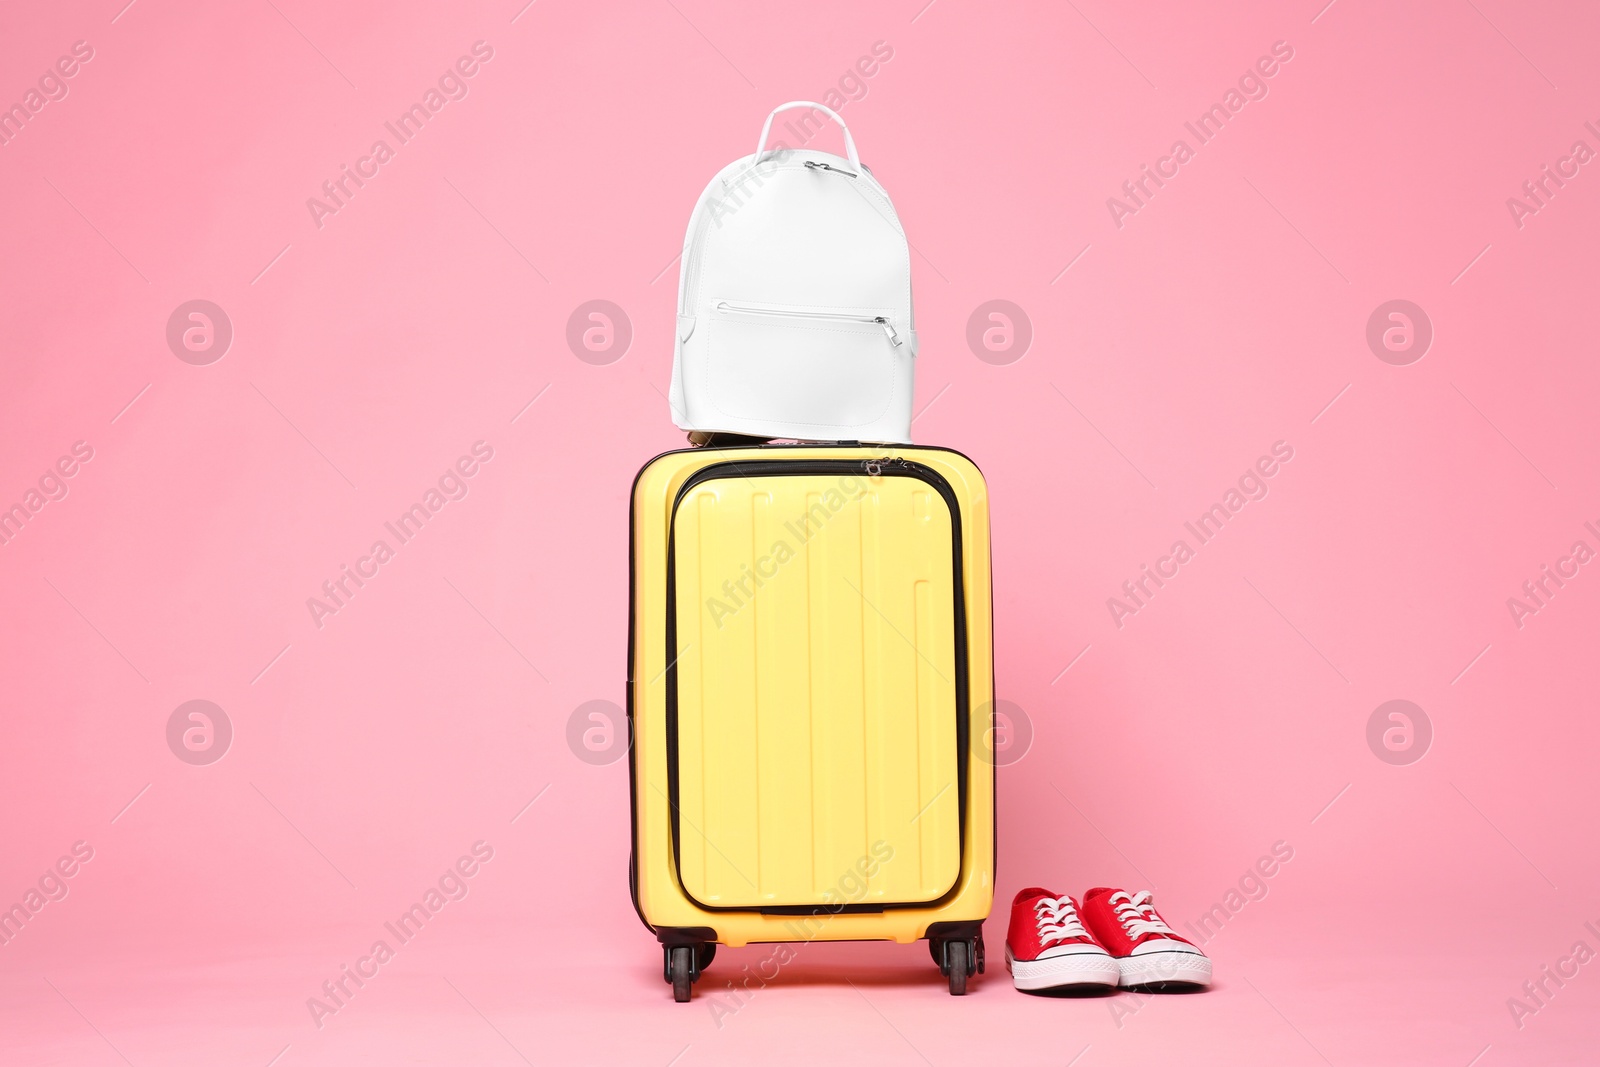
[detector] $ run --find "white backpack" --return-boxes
[668,102,917,443]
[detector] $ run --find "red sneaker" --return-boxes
[1080,888,1213,988]
[1003,888,1120,991]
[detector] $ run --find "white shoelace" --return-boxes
[1109,890,1177,939]
[1034,896,1089,946]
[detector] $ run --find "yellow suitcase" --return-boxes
[628,444,995,1001]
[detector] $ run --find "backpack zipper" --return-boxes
[803,160,858,178]
[682,160,889,317]
[715,301,901,347]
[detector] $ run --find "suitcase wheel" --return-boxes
[930,935,982,995]
[945,941,970,996]
[669,946,693,1002]
[663,942,714,1002]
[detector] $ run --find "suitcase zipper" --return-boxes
[662,455,973,913]
[715,301,902,347]
[862,455,908,477]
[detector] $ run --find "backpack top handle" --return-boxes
[754,101,861,170]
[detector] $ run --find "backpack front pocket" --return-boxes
[704,301,904,430]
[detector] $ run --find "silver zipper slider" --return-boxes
[873,317,901,346]
[862,456,906,477]
[804,160,859,178]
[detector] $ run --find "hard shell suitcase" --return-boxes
[628,444,996,1001]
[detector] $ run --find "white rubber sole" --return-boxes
[1117,948,1213,988]
[1005,947,1121,991]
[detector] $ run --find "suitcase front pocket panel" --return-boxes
[668,463,964,910]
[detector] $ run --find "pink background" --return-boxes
[3,0,1598,1063]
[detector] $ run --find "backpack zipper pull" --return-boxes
[804,160,859,178]
[873,317,901,346]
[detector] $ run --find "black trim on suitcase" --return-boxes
[662,457,970,915]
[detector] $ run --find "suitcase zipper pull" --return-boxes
[862,456,907,477]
